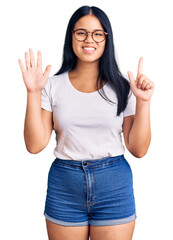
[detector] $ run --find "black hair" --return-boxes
[54,5,130,116]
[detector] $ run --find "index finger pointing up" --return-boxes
[137,56,143,77]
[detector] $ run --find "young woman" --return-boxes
[18,5,154,240]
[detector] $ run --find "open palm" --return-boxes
[18,48,51,92]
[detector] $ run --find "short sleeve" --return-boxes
[123,89,136,117]
[41,78,53,112]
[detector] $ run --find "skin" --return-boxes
[124,57,155,158]
[18,49,52,153]
[69,14,107,92]
[18,12,154,240]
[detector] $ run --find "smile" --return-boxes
[82,47,96,53]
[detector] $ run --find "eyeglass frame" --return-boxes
[72,28,108,43]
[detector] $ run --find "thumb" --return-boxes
[43,65,52,80]
[127,71,135,86]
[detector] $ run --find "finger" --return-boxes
[141,79,151,90]
[43,65,52,80]
[137,56,143,78]
[127,71,136,86]
[37,50,42,68]
[29,48,35,67]
[25,51,30,70]
[137,74,146,89]
[144,82,152,90]
[18,59,26,73]
[146,81,155,90]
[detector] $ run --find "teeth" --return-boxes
[83,47,95,50]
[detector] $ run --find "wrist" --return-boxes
[27,90,42,95]
[27,91,42,104]
[136,98,151,106]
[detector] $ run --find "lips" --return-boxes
[82,47,96,50]
[82,46,96,53]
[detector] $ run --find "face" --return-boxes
[72,14,106,63]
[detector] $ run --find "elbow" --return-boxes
[25,143,45,154]
[27,148,41,154]
[26,146,41,154]
[132,151,148,158]
[128,146,149,158]
[127,140,151,159]
[24,134,47,154]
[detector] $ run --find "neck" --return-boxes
[73,59,99,82]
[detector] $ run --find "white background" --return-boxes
[0,0,173,239]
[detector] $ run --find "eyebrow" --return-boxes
[74,28,104,31]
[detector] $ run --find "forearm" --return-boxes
[24,91,45,153]
[128,100,151,157]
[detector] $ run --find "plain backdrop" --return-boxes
[1,0,173,239]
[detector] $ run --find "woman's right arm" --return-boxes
[18,48,52,153]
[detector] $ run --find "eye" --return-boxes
[94,32,104,36]
[77,32,85,35]
[76,30,86,35]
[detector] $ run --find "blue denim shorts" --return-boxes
[44,154,137,226]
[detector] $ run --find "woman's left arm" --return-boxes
[123,57,155,158]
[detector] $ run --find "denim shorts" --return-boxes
[44,154,137,226]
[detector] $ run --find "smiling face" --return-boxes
[72,14,106,64]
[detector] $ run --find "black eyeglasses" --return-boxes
[72,28,108,43]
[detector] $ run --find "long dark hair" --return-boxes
[54,5,130,116]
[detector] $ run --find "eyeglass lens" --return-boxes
[74,30,106,42]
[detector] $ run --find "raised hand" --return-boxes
[18,48,52,92]
[127,57,155,101]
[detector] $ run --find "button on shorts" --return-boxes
[44,154,137,226]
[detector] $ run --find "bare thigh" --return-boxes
[89,220,136,240]
[46,219,90,240]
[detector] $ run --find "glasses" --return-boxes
[72,28,108,43]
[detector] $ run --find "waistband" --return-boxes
[54,155,125,168]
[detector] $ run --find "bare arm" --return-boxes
[19,48,52,153]
[123,57,155,158]
[123,100,151,158]
[24,92,53,153]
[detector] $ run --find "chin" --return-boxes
[79,55,101,63]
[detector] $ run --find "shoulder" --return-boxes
[43,71,67,97]
[48,71,67,87]
[46,71,68,101]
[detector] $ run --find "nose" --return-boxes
[85,32,94,42]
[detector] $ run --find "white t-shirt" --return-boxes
[41,71,136,160]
